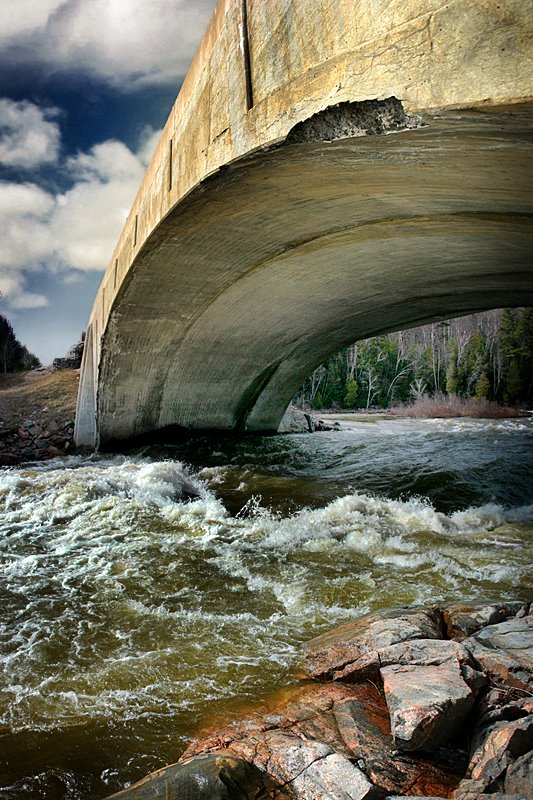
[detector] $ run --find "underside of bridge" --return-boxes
[84,103,532,447]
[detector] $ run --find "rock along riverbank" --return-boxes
[0,368,79,465]
[106,601,532,800]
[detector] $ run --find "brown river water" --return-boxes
[0,416,532,798]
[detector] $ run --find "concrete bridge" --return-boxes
[75,0,533,447]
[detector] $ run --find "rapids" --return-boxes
[0,416,531,798]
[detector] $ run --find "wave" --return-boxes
[0,454,531,738]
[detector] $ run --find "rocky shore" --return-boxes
[0,368,78,465]
[107,601,532,800]
[0,379,339,467]
[0,416,76,465]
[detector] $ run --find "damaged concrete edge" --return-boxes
[285,97,425,144]
[215,96,426,175]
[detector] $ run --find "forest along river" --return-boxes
[0,416,532,799]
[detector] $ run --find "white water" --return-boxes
[0,417,532,798]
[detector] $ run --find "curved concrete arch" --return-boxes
[174,212,532,433]
[75,0,533,447]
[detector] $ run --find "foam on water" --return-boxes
[0,428,532,798]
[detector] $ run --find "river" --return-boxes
[1,416,532,799]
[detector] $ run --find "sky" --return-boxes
[0,0,217,364]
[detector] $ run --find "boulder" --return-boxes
[443,602,529,641]
[20,447,36,459]
[304,607,444,680]
[373,638,486,751]
[0,452,19,465]
[277,406,339,433]
[468,715,533,788]
[464,616,533,692]
[247,732,379,800]
[332,684,464,795]
[455,792,531,800]
[473,693,533,731]
[381,660,477,752]
[504,750,533,795]
[182,682,464,797]
[104,753,290,799]
[377,638,476,670]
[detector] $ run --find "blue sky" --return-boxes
[0,0,216,364]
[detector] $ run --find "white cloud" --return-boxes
[0,270,48,310]
[0,182,55,270]
[10,291,49,309]
[0,99,61,169]
[0,0,66,40]
[1,0,217,90]
[0,181,55,218]
[0,130,163,310]
[52,140,147,271]
[66,139,145,183]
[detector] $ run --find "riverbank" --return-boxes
[1,371,528,468]
[313,397,529,425]
[107,601,532,799]
[0,368,79,465]
[1,420,531,798]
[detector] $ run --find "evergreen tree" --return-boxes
[503,358,521,405]
[446,339,459,395]
[343,377,358,407]
[294,308,532,411]
[0,315,40,372]
[475,372,491,400]
[516,308,533,403]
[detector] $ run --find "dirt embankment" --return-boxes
[0,369,79,465]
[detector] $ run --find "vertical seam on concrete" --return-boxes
[168,138,173,191]
[241,0,254,110]
[133,214,138,247]
[113,258,118,289]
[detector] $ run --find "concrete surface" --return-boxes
[75,0,533,446]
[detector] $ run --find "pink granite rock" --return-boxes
[182,682,464,797]
[381,659,476,752]
[443,602,529,641]
[304,607,444,680]
[469,716,533,787]
[464,616,533,692]
[504,750,533,795]
[256,733,380,800]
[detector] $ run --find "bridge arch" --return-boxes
[75,0,533,447]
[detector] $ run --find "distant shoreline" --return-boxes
[309,399,531,423]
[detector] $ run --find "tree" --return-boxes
[0,315,40,372]
[293,308,532,411]
[53,332,86,370]
[343,377,358,407]
[516,308,533,403]
[446,339,459,396]
[503,358,521,405]
[475,372,490,400]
